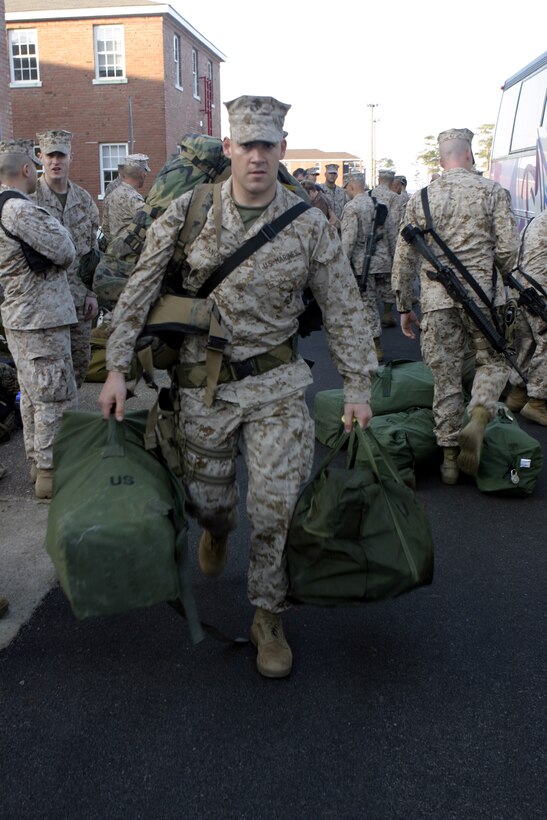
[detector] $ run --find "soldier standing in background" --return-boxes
[35,130,99,387]
[371,168,402,328]
[99,95,376,679]
[101,154,150,245]
[392,128,520,484]
[341,173,398,363]
[320,163,348,220]
[505,209,547,426]
[0,140,77,499]
[392,175,410,210]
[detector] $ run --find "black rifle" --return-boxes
[503,270,547,330]
[360,199,388,291]
[401,224,528,382]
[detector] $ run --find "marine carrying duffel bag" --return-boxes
[286,426,434,606]
[45,410,204,643]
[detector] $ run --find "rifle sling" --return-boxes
[420,186,503,332]
[196,200,310,298]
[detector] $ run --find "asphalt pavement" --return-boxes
[1,323,546,820]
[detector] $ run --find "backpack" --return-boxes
[93,134,308,310]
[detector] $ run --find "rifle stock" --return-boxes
[504,270,547,328]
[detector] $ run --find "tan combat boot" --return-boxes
[381,303,397,328]
[30,461,38,484]
[505,384,528,413]
[457,406,490,476]
[198,530,228,576]
[520,398,547,426]
[35,468,54,499]
[373,337,384,363]
[440,446,460,485]
[250,608,293,679]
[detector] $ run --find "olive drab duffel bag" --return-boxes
[286,426,434,606]
[313,359,435,447]
[464,403,543,496]
[44,410,204,643]
[364,407,439,474]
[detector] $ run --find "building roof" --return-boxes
[5,0,226,60]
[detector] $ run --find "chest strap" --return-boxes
[173,336,298,389]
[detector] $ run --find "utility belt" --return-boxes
[173,335,298,389]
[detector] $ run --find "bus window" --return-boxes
[511,67,547,152]
[492,83,519,158]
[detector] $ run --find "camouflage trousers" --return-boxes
[360,279,382,339]
[421,308,510,447]
[71,307,92,388]
[375,270,395,304]
[178,388,315,612]
[5,326,77,469]
[509,309,547,399]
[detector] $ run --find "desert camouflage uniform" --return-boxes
[101,181,145,244]
[106,178,377,612]
[104,176,122,199]
[509,210,547,398]
[370,184,403,304]
[34,177,99,386]
[320,183,348,220]
[340,192,397,340]
[0,187,77,469]
[392,169,519,446]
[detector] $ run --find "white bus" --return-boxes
[490,51,546,226]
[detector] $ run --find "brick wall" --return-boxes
[8,14,223,207]
[0,0,14,139]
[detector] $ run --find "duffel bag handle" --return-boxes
[102,414,126,458]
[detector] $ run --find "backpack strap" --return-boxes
[420,186,503,332]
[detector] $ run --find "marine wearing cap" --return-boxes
[36,129,72,155]
[325,164,339,174]
[378,168,395,180]
[0,139,41,164]
[224,95,290,144]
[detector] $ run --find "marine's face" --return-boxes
[40,150,71,183]
[326,171,338,185]
[223,138,286,206]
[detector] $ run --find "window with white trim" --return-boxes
[94,25,126,82]
[192,48,199,98]
[174,34,182,89]
[9,29,41,86]
[207,59,214,106]
[99,143,128,196]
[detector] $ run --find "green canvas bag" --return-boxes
[287,427,434,606]
[364,407,439,473]
[464,403,543,496]
[45,410,204,643]
[313,360,435,448]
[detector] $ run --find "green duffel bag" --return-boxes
[313,360,435,447]
[364,407,439,473]
[287,426,434,606]
[45,410,204,642]
[465,403,543,496]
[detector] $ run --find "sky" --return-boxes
[173,0,546,188]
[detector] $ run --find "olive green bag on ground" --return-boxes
[287,427,434,606]
[45,410,204,643]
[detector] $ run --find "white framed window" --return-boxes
[207,59,214,107]
[9,29,42,87]
[192,48,199,98]
[93,25,126,84]
[174,34,182,89]
[99,143,128,197]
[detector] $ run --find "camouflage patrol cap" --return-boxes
[325,164,339,173]
[123,153,151,172]
[36,129,73,155]
[224,95,290,144]
[378,168,395,179]
[0,139,41,165]
[437,128,474,145]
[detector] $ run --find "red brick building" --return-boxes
[1,0,14,138]
[5,0,225,203]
